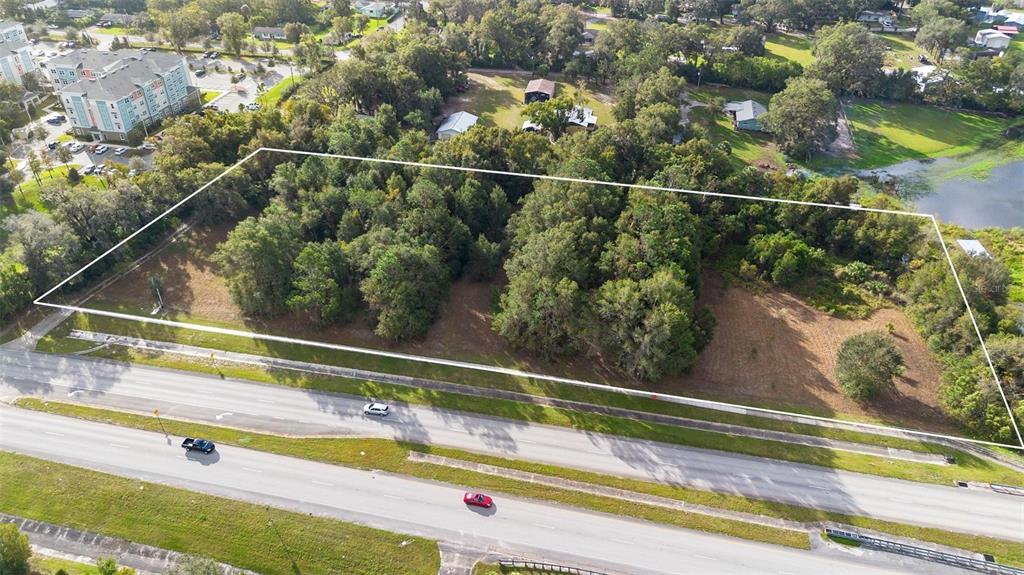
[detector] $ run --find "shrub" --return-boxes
[836,330,904,401]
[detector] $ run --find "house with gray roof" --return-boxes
[253,26,287,40]
[724,99,767,131]
[55,50,197,142]
[436,111,478,140]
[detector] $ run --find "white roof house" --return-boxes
[957,239,992,259]
[567,106,597,130]
[910,65,945,91]
[975,29,1012,49]
[436,111,478,140]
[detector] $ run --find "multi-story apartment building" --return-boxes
[0,20,36,86]
[51,50,198,142]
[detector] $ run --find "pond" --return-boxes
[856,156,1024,230]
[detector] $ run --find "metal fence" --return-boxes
[991,483,1024,497]
[498,560,609,575]
[825,529,1024,575]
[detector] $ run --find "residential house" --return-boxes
[956,239,992,259]
[253,27,287,41]
[99,13,140,26]
[724,99,767,131]
[0,21,36,86]
[65,9,91,19]
[436,111,478,140]
[524,78,555,104]
[910,65,945,91]
[355,0,391,18]
[55,50,197,142]
[567,105,597,131]
[580,27,600,44]
[975,28,1011,49]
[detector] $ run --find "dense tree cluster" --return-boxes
[836,330,905,401]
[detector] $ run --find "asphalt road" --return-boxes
[1,349,1022,542]
[0,407,968,575]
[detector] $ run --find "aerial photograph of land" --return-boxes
[1,1,1023,575]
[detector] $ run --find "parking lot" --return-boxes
[188,53,290,111]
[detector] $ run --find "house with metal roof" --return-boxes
[975,28,1012,49]
[436,111,478,140]
[724,99,767,131]
[956,239,992,259]
[55,51,197,142]
[567,105,597,131]
[524,78,555,104]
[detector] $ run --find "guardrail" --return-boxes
[824,529,1024,575]
[497,560,608,575]
[991,483,1024,497]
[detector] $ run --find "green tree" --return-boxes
[212,202,304,316]
[360,243,450,341]
[284,21,310,44]
[3,211,79,293]
[492,271,583,359]
[595,268,701,380]
[836,330,904,401]
[747,231,826,287]
[915,16,965,63]
[465,234,502,281]
[762,76,838,159]
[287,240,358,325]
[0,524,30,575]
[524,95,577,139]
[217,12,250,57]
[157,5,207,52]
[808,22,884,96]
[0,252,32,322]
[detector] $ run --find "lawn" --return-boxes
[764,33,814,66]
[445,71,615,130]
[879,34,922,70]
[838,101,1012,169]
[200,90,221,104]
[0,450,440,575]
[257,75,300,106]
[2,165,105,220]
[20,399,1024,568]
[688,86,786,169]
[30,556,102,575]
[91,26,130,36]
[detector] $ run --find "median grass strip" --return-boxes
[14,398,809,551]
[40,310,975,457]
[18,399,1024,568]
[40,326,1024,489]
[0,451,440,575]
[30,555,101,575]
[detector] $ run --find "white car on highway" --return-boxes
[362,402,391,417]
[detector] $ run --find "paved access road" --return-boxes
[0,407,964,575]
[1,349,1022,542]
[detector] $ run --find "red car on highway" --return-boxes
[463,492,493,508]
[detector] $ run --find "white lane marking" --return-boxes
[257,399,275,404]
[44,431,65,437]
[311,480,333,486]
[66,389,84,396]
[382,494,404,500]
[532,523,556,530]
[611,538,633,545]
[694,554,715,561]
[242,467,263,473]
[215,412,233,420]
[109,443,130,449]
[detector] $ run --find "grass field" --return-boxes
[0,450,440,575]
[443,71,615,130]
[200,90,221,104]
[834,102,1012,169]
[764,33,814,66]
[30,555,103,575]
[1,165,105,220]
[688,86,787,169]
[257,75,300,106]
[19,399,1024,567]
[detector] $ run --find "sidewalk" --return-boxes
[67,329,950,465]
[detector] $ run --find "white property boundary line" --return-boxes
[33,147,1024,451]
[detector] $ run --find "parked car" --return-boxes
[181,437,216,453]
[142,47,156,52]
[46,115,66,125]
[245,102,261,111]
[45,141,57,150]
[209,51,219,59]
[114,147,128,156]
[463,493,493,508]
[94,145,109,154]
[140,142,157,150]
[82,165,96,175]
[363,402,391,417]
[69,142,85,153]
[194,68,206,77]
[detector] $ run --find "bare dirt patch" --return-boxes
[91,226,954,432]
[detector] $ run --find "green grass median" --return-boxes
[0,450,439,575]
[17,399,1024,567]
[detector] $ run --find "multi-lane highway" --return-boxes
[3,349,1021,542]
[1,406,971,575]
